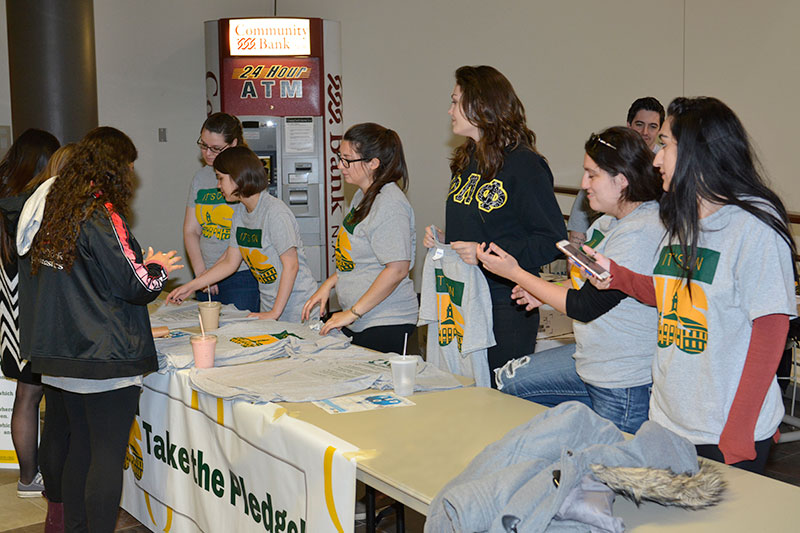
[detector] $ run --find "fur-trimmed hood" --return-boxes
[591,459,726,510]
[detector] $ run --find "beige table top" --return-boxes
[282,385,800,531]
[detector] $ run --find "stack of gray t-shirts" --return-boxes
[188,349,463,403]
[154,320,351,371]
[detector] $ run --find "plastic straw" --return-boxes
[198,312,206,337]
[402,332,408,357]
[207,286,212,302]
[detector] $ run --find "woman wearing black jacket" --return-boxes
[23,127,182,532]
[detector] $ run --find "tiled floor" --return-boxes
[2,399,799,533]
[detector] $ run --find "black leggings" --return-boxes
[696,438,773,474]
[342,323,417,354]
[61,386,141,533]
[40,385,70,502]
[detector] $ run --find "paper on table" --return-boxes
[313,392,415,414]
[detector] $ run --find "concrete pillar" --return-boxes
[6,0,97,143]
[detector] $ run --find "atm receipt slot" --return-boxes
[289,189,308,205]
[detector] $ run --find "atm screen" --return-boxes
[258,154,277,197]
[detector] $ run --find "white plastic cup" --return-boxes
[198,301,222,330]
[191,334,217,368]
[390,355,419,396]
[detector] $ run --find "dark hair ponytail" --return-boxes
[344,123,408,224]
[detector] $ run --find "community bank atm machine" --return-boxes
[204,17,343,282]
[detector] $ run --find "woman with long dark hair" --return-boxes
[23,127,182,530]
[183,112,259,311]
[0,129,59,498]
[589,97,796,472]
[302,123,418,353]
[477,127,663,432]
[424,65,565,384]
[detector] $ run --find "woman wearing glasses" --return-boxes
[476,127,663,433]
[302,123,417,353]
[424,65,565,384]
[169,146,316,321]
[183,113,259,311]
[587,97,795,472]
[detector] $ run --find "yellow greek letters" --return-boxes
[452,173,481,205]
[476,179,507,213]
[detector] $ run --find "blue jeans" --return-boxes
[194,269,260,313]
[495,343,651,434]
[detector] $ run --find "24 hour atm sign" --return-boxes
[223,57,321,116]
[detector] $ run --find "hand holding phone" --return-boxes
[556,240,610,281]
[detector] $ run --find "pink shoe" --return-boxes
[44,500,64,533]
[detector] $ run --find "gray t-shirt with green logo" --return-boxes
[571,200,663,387]
[418,236,495,387]
[186,166,248,272]
[229,192,317,321]
[334,183,418,333]
[650,203,796,444]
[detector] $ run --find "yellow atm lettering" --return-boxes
[241,249,278,284]
[655,277,709,354]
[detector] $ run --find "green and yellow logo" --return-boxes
[570,229,605,289]
[241,248,278,284]
[653,246,718,355]
[435,269,465,352]
[335,208,359,272]
[124,418,144,480]
[335,228,355,272]
[195,189,233,241]
[230,330,301,347]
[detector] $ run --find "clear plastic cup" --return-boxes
[198,301,222,330]
[390,355,419,396]
[190,334,217,368]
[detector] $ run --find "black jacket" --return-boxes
[8,195,167,379]
[445,146,566,295]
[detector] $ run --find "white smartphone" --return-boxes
[556,240,610,281]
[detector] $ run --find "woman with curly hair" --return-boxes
[21,126,183,530]
[424,65,565,385]
[0,128,59,499]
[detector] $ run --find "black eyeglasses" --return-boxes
[589,133,617,151]
[337,155,369,168]
[197,137,229,154]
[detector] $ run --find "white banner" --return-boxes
[0,377,17,468]
[122,371,357,532]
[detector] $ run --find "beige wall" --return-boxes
[0,1,797,286]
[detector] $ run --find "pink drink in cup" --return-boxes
[191,334,217,368]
